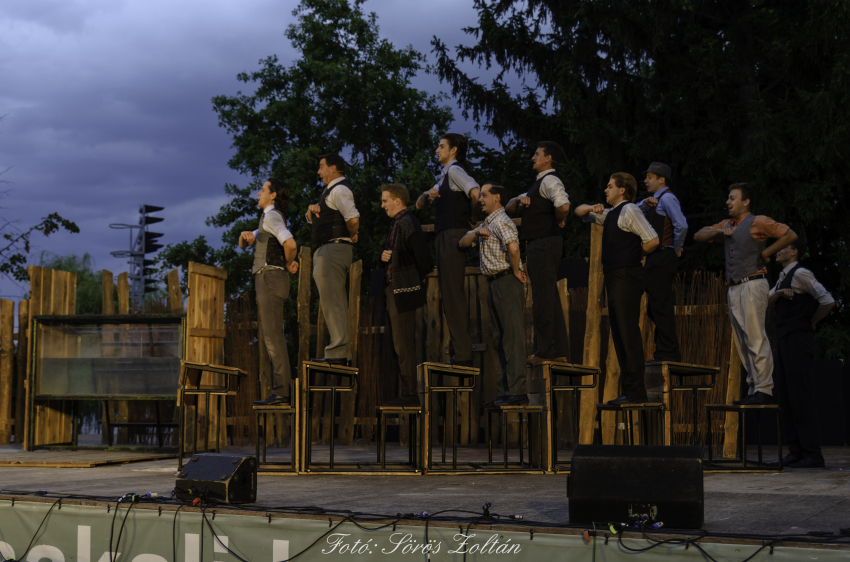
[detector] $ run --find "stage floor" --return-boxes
[1,442,849,536]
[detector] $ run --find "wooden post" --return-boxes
[296,247,312,369]
[101,270,114,445]
[723,333,742,458]
[0,299,14,443]
[579,223,604,444]
[313,304,330,445]
[167,268,183,312]
[338,260,362,446]
[556,279,570,354]
[14,300,28,444]
[473,276,491,447]
[115,273,130,444]
[600,331,620,444]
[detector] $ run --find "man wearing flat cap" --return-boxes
[637,162,688,362]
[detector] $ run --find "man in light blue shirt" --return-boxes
[638,162,688,362]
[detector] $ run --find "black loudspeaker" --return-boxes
[568,445,704,529]
[176,454,257,504]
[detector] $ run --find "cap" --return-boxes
[644,162,672,179]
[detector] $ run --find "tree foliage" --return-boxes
[432,0,850,356]
[37,252,114,315]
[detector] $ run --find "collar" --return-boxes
[484,206,506,225]
[262,204,276,214]
[654,186,669,197]
[441,160,458,175]
[390,208,408,223]
[781,261,798,275]
[326,176,346,189]
[729,211,751,227]
[535,168,557,180]
[611,200,627,209]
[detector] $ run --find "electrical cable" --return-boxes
[1,498,61,562]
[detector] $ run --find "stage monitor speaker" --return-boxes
[568,445,703,529]
[176,454,257,504]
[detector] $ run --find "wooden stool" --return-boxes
[595,402,666,446]
[705,404,782,472]
[417,362,479,472]
[178,361,246,470]
[301,361,357,472]
[645,361,719,445]
[254,380,299,473]
[484,403,545,472]
[375,404,422,472]
[527,361,600,471]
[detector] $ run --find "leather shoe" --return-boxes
[484,395,507,407]
[779,453,803,466]
[309,357,350,367]
[382,395,420,408]
[526,355,548,365]
[447,358,473,368]
[502,395,528,406]
[741,391,776,406]
[608,394,649,405]
[788,457,825,469]
[253,394,290,406]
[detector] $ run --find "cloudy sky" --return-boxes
[0,0,493,299]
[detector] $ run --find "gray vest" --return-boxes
[723,214,765,284]
[252,210,287,274]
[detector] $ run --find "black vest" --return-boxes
[775,264,819,338]
[252,210,287,273]
[311,178,352,250]
[520,170,563,241]
[434,162,471,233]
[601,203,643,273]
[643,189,675,248]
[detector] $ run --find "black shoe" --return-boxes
[743,391,776,406]
[788,457,826,469]
[382,395,420,408]
[253,394,290,406]
[309,357,351,367]
[778,453,803,466]
[503,395,528,406]
[484,395,507,407]
[447,359,473,368]
[608,394,649,405]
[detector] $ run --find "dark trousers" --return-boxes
[774,330,822,461]
[435,228,472,361]
[605,266,647,396]
[487,273,527,396]
[255,269,291,394]
[644,248,681,361]
[385,286,418,398]
[526,236,569,359]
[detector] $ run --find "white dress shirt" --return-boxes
[518,169,570,208]
[306,176,360,242]
[431,160,479,196]
[768,261,834,305]
[252,205,293,271]
[585,201,658,243]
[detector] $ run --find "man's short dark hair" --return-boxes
[381,183,409,206]
[319,153,347,174]
[440,133,468,162]
[789,236,807,259]
[482,181,507,206]
[266,177,290,216]
[611,172,638,202]
[537,141,565,168]
[730,183,756,212]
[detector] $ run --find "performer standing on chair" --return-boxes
[460,182,528,406]
[694,183,797,405]
[381,184,433,407]
[416,134,479,367]
[769,238,833,468]
[638,162,688,362]
[239,178,299,406]
[575,173,659,404]
[307,154,360,366]
[505,141,570,364]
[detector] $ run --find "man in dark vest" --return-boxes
[638,162,688,361]
[381,183,433,407]
[575,173,660,403]
[307,154,360,365]
[694,183,797,405]
[769,238,834,468]
[505,141,570,363]
[415,134,479,367]
[238,178,299,406]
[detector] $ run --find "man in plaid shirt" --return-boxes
[460,183,529,406]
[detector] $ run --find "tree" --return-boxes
[37,252,114,315]
[158,0,453,301]
[432,0,850,357]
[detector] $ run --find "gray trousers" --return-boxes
[526,236,569,359]
[255,269,291,393]
[385,286,418,398]
[488,273,527,396]
[435,228,472,361]
[727,280,773,396]
[313,243,352,360]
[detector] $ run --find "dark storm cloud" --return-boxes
[0,0,491,297]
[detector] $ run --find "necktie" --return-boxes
[776,271,785,289]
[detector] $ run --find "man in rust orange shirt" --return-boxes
[694,183,797,405]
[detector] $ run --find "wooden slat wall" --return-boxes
[0,299,14,443]
[14,300,28,444]
[100,270,115,445]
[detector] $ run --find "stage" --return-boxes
[1,442,850,562]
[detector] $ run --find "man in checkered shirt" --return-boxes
[460,182,529,406]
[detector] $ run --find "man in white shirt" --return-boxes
[415,134,480,366]
[239,178,299,406]
[306,154,360,365]
[575,173,659,404]
[768,238,835,468]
